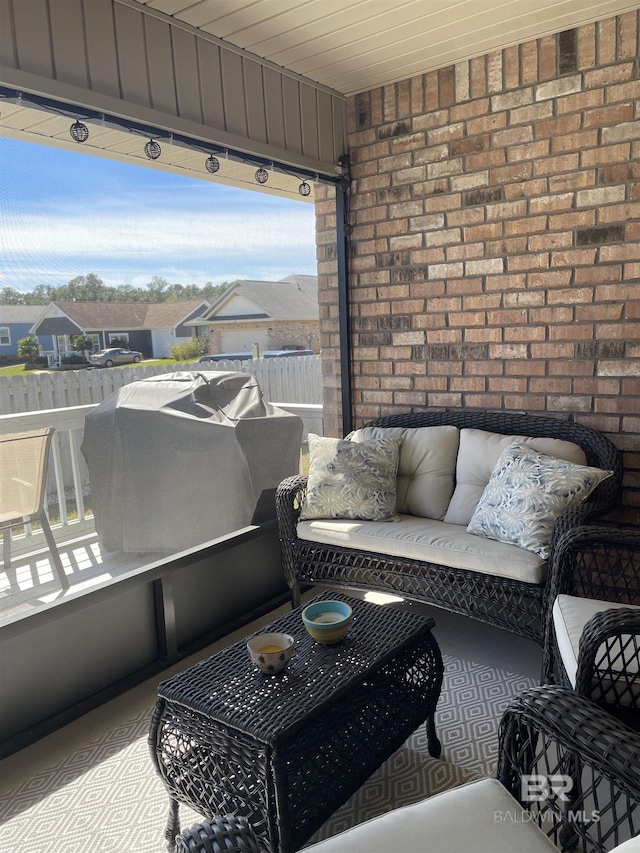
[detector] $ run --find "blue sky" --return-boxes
[0,137,317,294]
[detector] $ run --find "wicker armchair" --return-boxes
[175,686,640,853]
[277,409,621,643]
[543,526,640,731]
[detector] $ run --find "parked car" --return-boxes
[89,348,143,367]
[199,349,314,363]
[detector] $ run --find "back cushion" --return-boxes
[349,426,460,520]
[443,428,588,525]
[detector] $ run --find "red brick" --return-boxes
[583,103,634,128]
[470,56,487,98]
[485,237,528,255]
[504,215,547,235]
[534,153,580,176]
[619,11,638,57]
[577,22,596,69]
[507,253,550,271]
[521,39,538,84]
[539,34,557,79]
[556,89,604,114]
[552,130,599,154]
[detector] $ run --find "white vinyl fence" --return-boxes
[0,355,322,415]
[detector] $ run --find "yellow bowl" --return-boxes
[302,600,352,644]
[247,632,295,673]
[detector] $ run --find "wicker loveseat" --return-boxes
[276,409,622,644]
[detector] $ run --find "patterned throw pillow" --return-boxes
[300,433,401,522]
[466,442,613,558]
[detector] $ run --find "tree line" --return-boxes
[1,274,230,305]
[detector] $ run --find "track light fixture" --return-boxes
[205,154,220,174]
[1,89,331,191]
[70,120,89,143]
[144,139,161,160]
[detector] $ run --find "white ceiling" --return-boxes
[4,0,640,202]
[132,0,640,96]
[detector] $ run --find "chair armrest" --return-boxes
[575,607,640,705]
[175,816,260,853]
[276,474,308,592]
[547,525,640,605]
[498,685,640,849]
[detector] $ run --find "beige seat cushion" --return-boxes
[444,428,587,525]
[553,594,640,702]
[350,425,460,520]
[298,515,547,584]
[303,778,558,853]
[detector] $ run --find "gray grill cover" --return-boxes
[81,371,303,554]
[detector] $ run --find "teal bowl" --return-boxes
[302,600,352,644]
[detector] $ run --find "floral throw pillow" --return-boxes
[466,442,613,558]
[300,433,401,522]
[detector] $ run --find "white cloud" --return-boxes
[1,207,315,261]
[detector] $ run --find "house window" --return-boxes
[0,327,10,346]
[108,332,129,346]
[88,334,100,352]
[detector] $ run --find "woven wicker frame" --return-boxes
[149,592,443,853]
[499,686,640,851]
[176,686,640,853]
[277,409,621,644]
[543,526,640,731]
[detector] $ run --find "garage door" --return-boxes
[220,329,269,353]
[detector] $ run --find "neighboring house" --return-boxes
[0,305,54,360]
[192,276,319,355]
[30,300,210,359]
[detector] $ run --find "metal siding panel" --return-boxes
[113,2,152,108]
[220,49,247,138]
[198,40,225,130]
[0,0,17,68]
[300,83,319,161]
[263,67,286,150]
[243,57,267,145]
[49,0,89,89]
[145,16,177,115]
[316,89,335,166]
[171,26,203,123]
[82,0,120,98]
[12,0,53,77]
[282,75,302,156]
[332,94,347,163]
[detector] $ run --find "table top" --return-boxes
[157,591,437,745]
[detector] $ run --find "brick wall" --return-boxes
[316,11,640,525]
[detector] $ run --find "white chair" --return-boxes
[0,427,69,590]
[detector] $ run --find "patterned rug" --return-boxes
[0,655,535,853]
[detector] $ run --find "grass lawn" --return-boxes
[0,359,178,377]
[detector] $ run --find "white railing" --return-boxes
[0,401,322,560]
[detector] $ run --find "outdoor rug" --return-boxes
[0,654,535,853]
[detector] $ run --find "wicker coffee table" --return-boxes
[149,592,443,853]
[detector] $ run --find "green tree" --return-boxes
[17,336,41,361]
[0,287,26,304]
[71,334,94,360]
